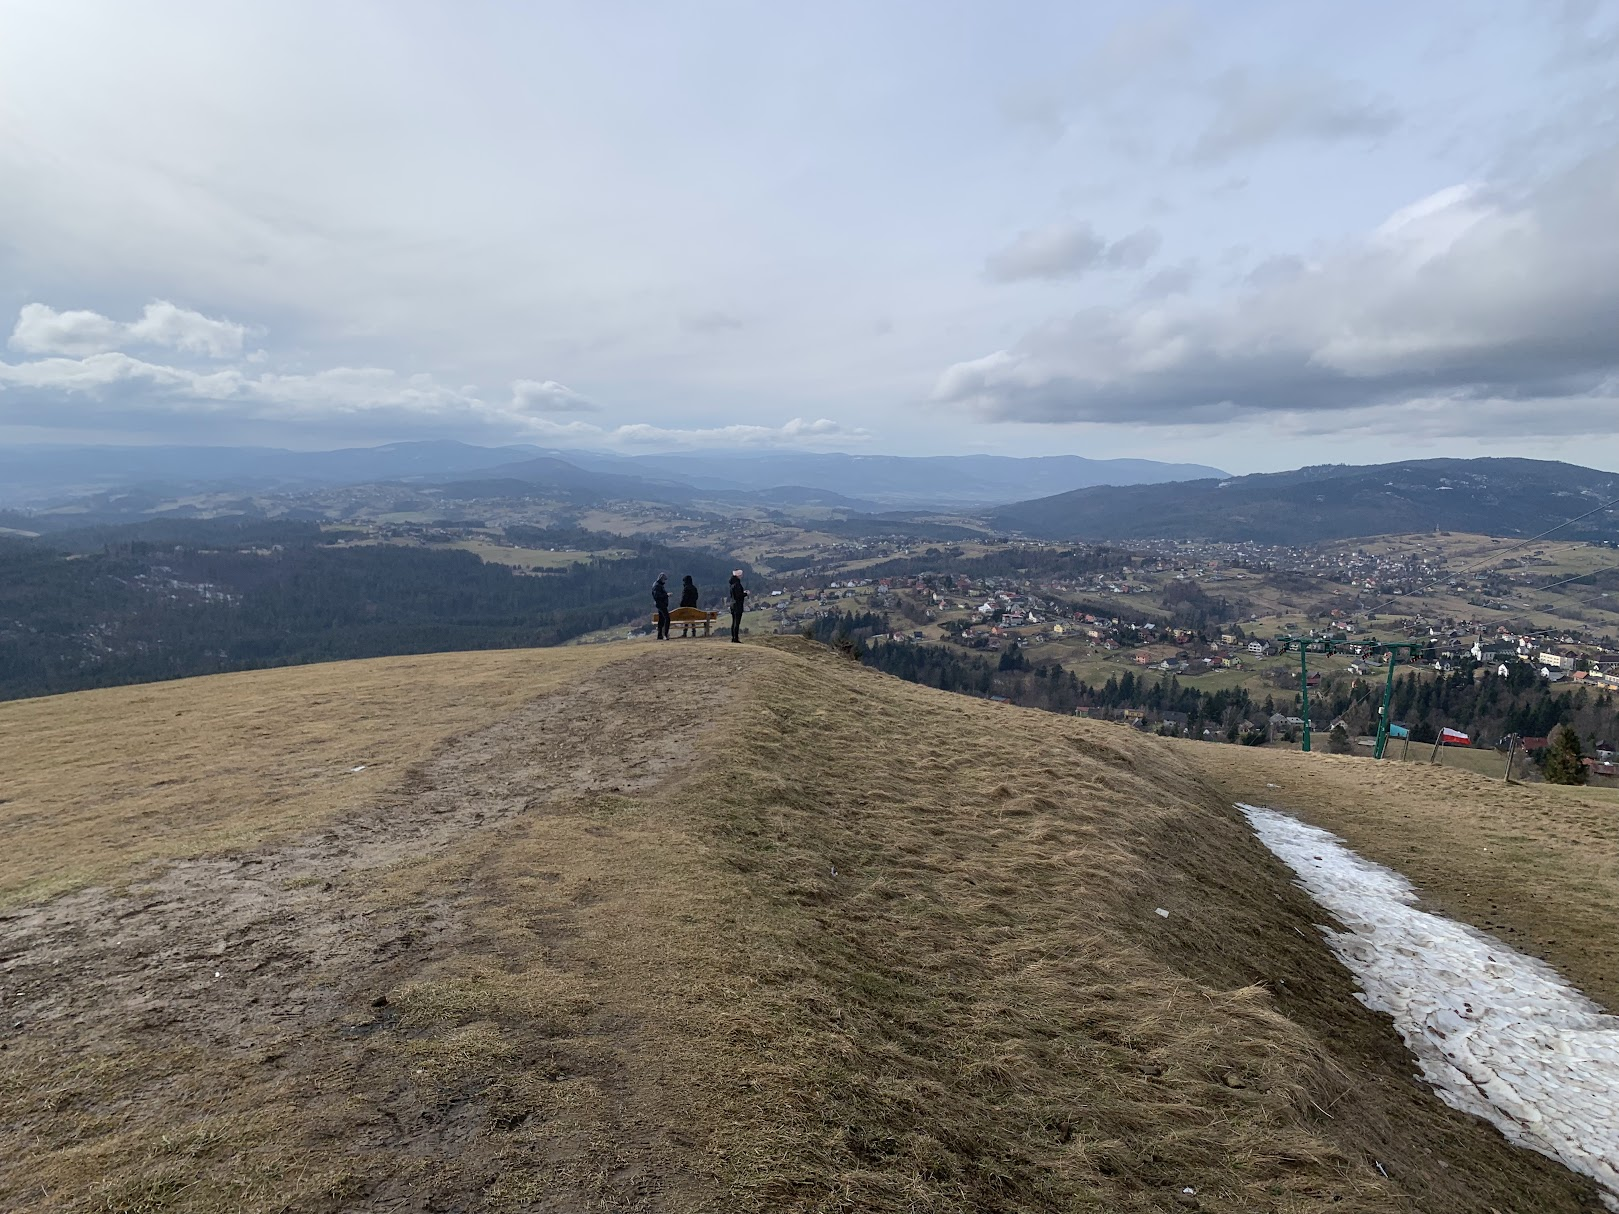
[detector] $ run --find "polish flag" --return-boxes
[1440,727,1470,746]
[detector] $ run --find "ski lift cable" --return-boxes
[1358,490,1619,620]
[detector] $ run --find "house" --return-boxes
[1583,756,1619,781]
[1133,652,1152,666]
[1247,640,1270,655]
[1471,637,1514,662]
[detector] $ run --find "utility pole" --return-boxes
[1373,648,1397,759]
[1298,640,1312,752]
[1503,734,1518,783]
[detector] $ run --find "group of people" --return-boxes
[653,570,749,642]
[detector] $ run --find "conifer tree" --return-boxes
[1543,724,1587,785]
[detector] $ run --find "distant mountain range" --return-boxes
[988,458,1619,544]
[545,450,1228,507]
[0,441,1226,510]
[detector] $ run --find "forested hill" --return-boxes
[0,521,738,701]
[988,458,1619,544]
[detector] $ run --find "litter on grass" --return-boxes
[1239,803,1619,1209]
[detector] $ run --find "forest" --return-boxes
[0,520,738,701]
[805,612,1617,756]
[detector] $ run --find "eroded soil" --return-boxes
[1,644,751,1213]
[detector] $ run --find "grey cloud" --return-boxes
[10,301,248,358]
[985,222,1105,281]
[937,145,1619,431]
[511,378,597,412]
[1101,228,1162,269]
[985,222,1161,283]
[1246,254,1307,287]
[1138,261,1199,300]
[0,313,869,449]
[998,89,1068,141]
[682,311,744,333]
[1191,70,1400,164]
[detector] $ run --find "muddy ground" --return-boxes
[1,645,752,1213]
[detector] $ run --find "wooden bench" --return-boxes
[655,606,720,637]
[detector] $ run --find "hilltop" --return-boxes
[989,458,1619,544]
[1,641,1606,1212]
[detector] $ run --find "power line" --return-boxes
[1358,490,1619,620]
[1524,565,1619,597]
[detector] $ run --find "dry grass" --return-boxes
[1,642,1604,1212]
[1190,740,1619,1013]
[0,645,622,906]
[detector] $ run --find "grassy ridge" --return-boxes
[0,642,1602,1211]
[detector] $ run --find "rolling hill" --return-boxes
[0,442,1225,511]
[0,639,1605,1213]
[988,458,1619,544]
[560,450,1230,508]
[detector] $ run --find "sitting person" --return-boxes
[678,575,700,635]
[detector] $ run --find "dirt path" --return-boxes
[1,644,751,1213]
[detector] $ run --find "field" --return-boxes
[0,647,626,908]
[448,539,633,569]
[0,643,1607,1212]
[326,533,631,570]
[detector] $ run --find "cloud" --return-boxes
[1139,261,1199,300]
[682,310,744,333]
[985,222,1161,282]
[511,378,597,412]
[604,417,865,448]
[935,145,1619,432]
[1100,227,1162,270]
[9,301,248,358]
[1190,70,1400,164]
[0,307,865,450]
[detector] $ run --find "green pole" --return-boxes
[1299,641,1312,753]
[1373,648,1397,759]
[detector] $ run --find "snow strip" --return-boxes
[1238,804,1619,1208]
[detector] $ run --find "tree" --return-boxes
[1543,725,1588,785]
[1327,723,1353,754]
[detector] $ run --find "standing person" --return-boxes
[678,574,701,637]
[727,570,748,643]
[652,572,670,640]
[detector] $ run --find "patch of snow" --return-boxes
[1239,803,1619,1209]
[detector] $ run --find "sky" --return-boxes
[1,0,1616,474]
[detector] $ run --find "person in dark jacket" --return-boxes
[727,570,747,643]
[677,574,701,636]
[652,572,670,640]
